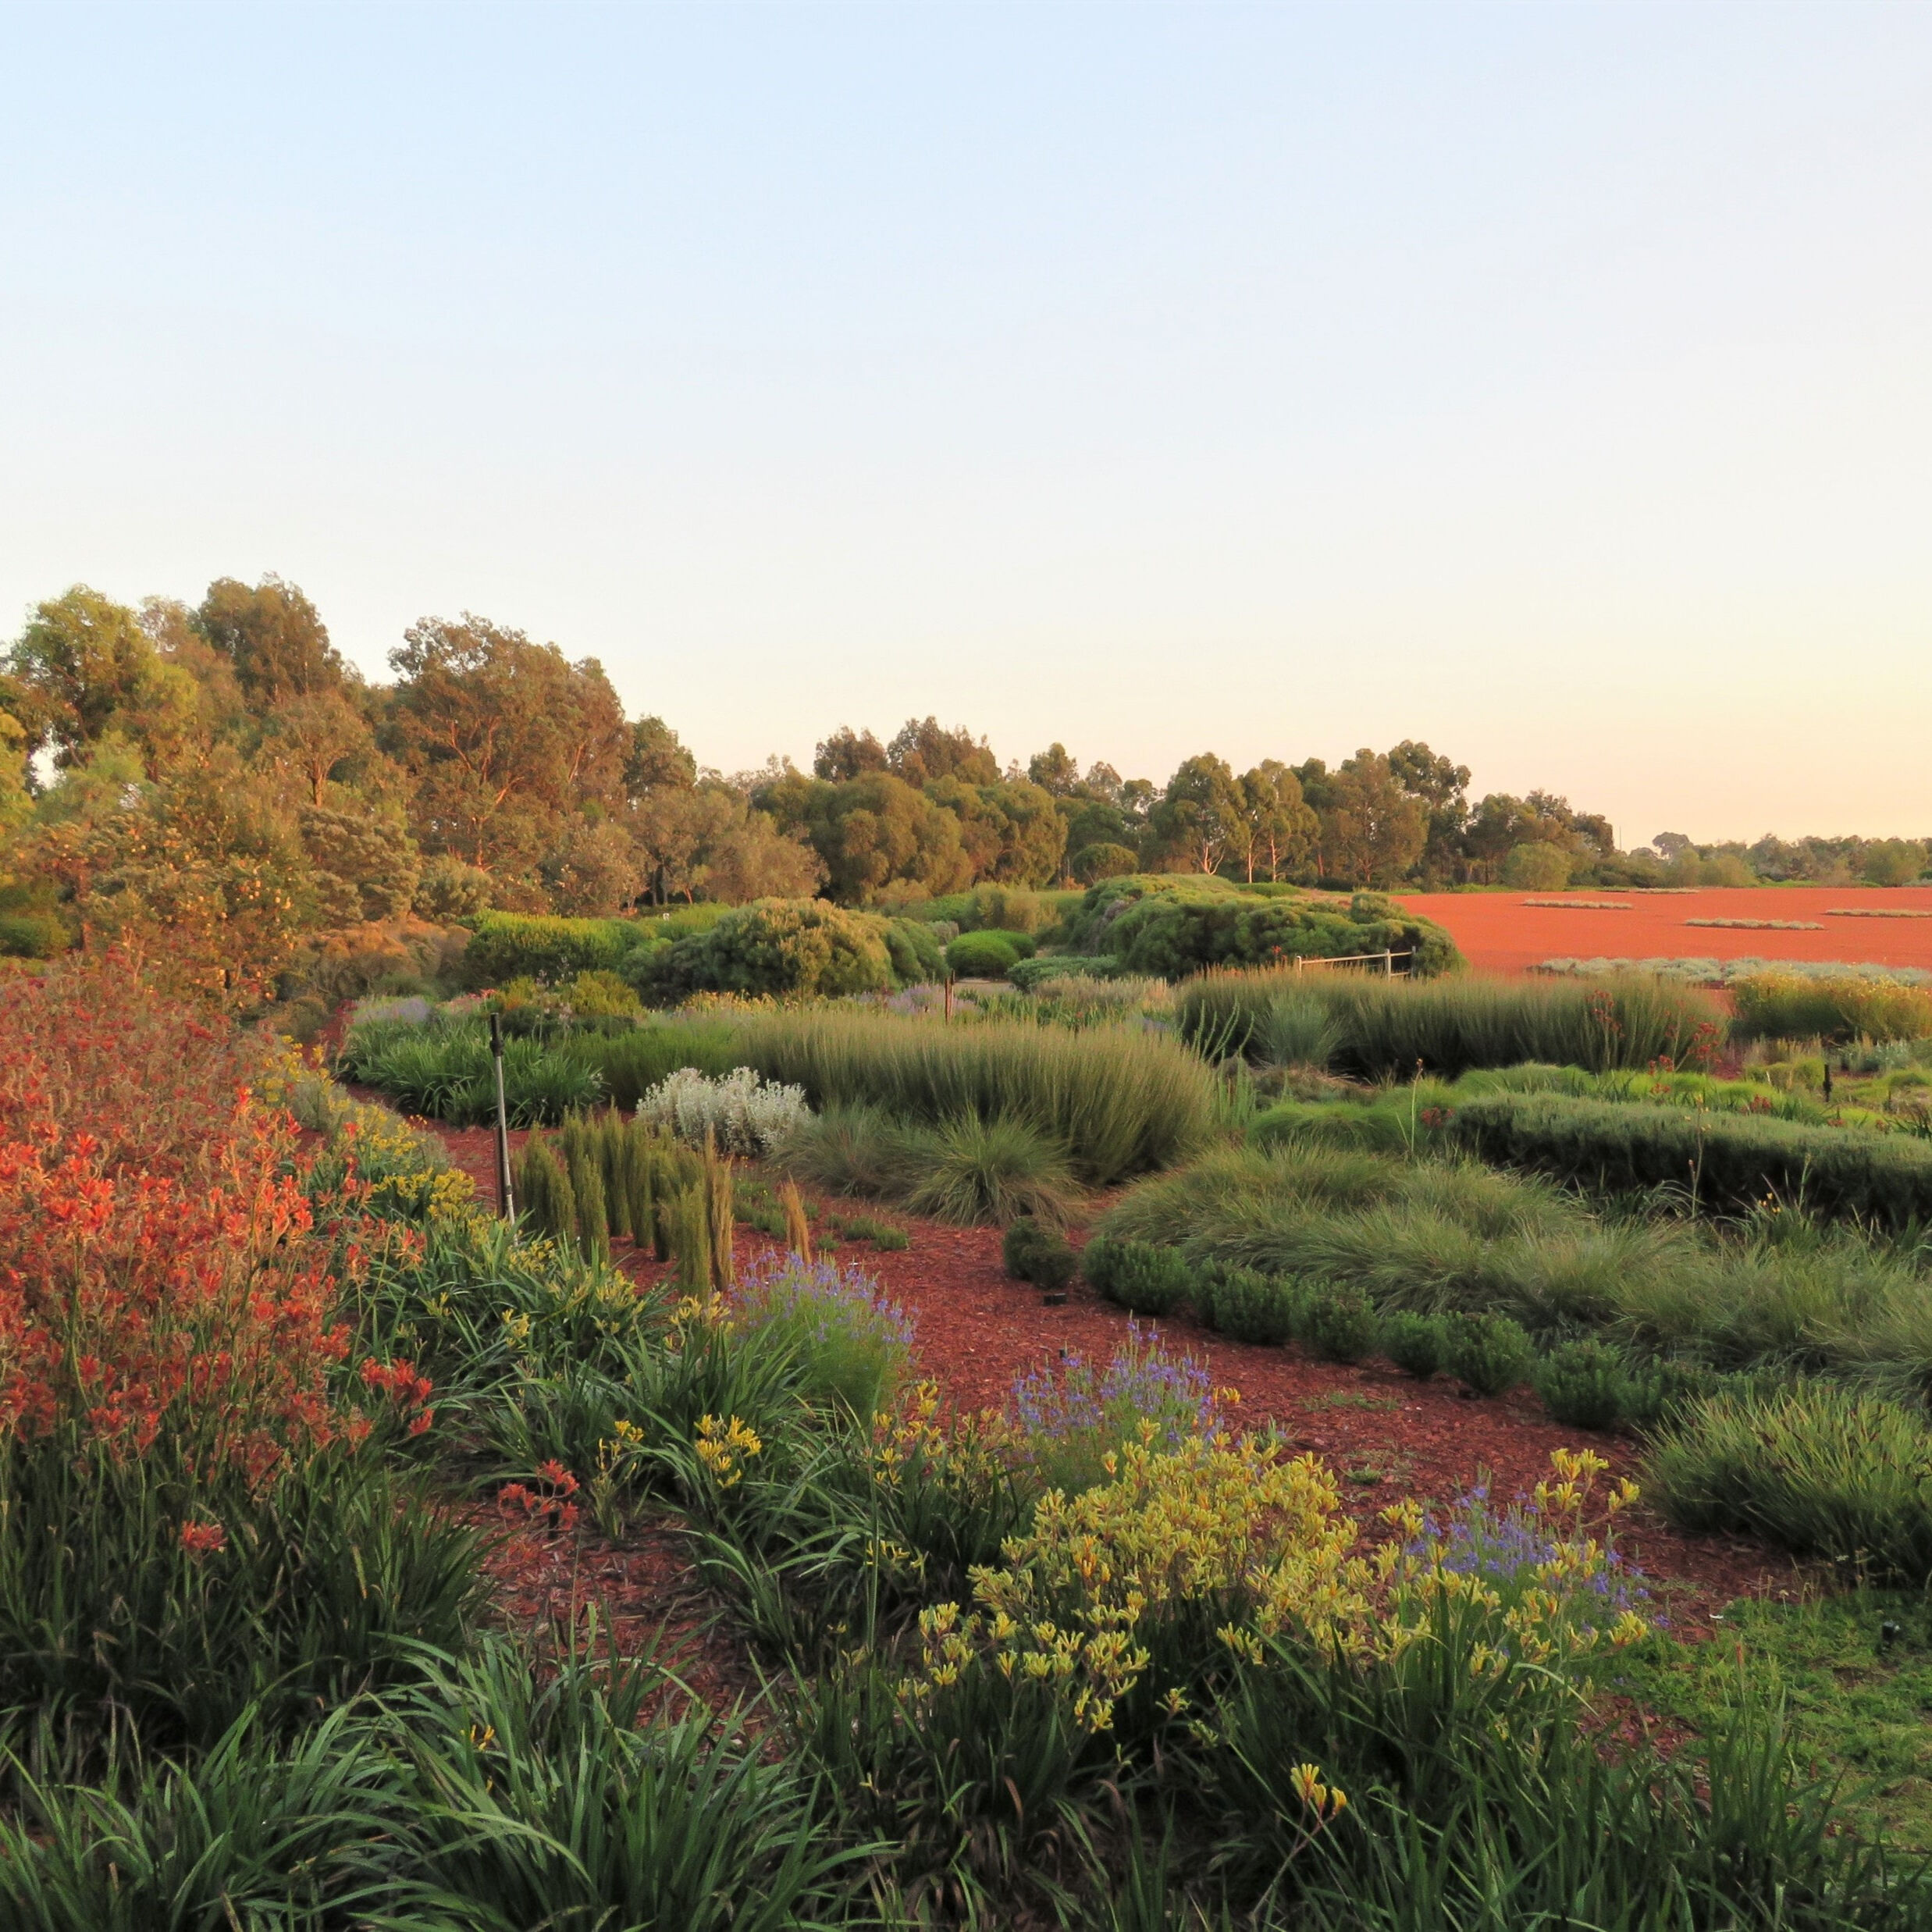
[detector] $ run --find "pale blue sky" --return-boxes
[2,3,1927,840]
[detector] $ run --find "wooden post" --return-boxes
[490,1011,515,1218]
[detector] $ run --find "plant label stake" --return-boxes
[490,1011,514,1218]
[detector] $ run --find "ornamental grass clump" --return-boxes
[732,1254,916,1420]
[1008,1322,1226,1494]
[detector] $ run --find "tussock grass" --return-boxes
[732,1007,1215,1185]
[1179,967,1725,1076]
[1648,1382,1932,1581]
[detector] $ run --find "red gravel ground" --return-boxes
[1395,884,1932,977]
[417,1119,1807,1642]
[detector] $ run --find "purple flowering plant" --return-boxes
[735,1253,917,1421]
[1008,1320,1229,1494]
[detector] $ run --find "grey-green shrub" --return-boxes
[1382,1311,1446,1380]
[646,899,896,1002]
[1647,1382,1932,1581]
[1445,1312,1534,1396]
[1302,1287,1378,1363]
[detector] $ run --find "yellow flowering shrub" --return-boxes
[911,1432,1378,1735]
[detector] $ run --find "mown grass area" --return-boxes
[1614,1591,1932,1856]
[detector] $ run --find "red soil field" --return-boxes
[1396,884,1932,977]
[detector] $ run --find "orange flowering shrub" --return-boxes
[0,959,402,1486]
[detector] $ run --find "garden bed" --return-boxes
[420,1118,1809,1638]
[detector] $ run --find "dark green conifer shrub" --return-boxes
[1082,1235,1190,1316]
[1445,1311,1534,1397]
[1199,1266,1297,1346]
[1002,1216,1076,1292]
[1382,1311,1447,1380]
[1535,1337,1630,1431]
[1302,1287,1377,1363]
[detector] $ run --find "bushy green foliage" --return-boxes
[945,929,1023,977]
[645,898,896,1002]
[1732,970,1932,1044]
[1060,873,1459,979]
[339,1016,606,1124]
[1198,1265,1299,1345]
[1005,954,1123,990]
[882,915,945,984]
[1302,1286,1378,1362]
[1444,1311,1534,1395]
[1002,1216,1076,1291]
[562,1019,743,1109]
[463,909,642,984]
[1182,966,1725,1076]
[1450,1091,1932,1227]
[1081,1235,1190,1315]
[1649,1382,1932,1582]
[1535,1336,1632,1430]
[733,1006,1215,1184]
[1382,1309,1446,1379]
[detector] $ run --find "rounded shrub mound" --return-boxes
[1082,1235,1190,1317]
[1302,1286,1377,1363]
[1535,1337,1631,1431]
[1382,1311,1446,1380]
[647,899,894,1002]
[945,930,1036,979]
[1002,1215,1076,1292]
[1445,1312,1534,1397]
[1199,1265,1298,1346]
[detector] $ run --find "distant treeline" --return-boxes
[0,575,1924,999]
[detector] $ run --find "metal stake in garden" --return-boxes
[490,1011,515,1219]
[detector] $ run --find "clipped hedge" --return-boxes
[1450,1092,1932,1228]
[645,899,896,1002]
[463,911,641,984]
[1059,874,1458,980]
[945,929,1037,978]
[1181,969,1725,1076]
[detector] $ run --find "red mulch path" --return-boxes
[401,1113,1809,1645]
[1395,884,1932,977]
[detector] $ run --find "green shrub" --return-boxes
[1071,841,1139,884]
[1732,970,1932,1044]
[561,1019,743,1110]
[340,1019,604,1125]
[945,930,1026,978]
[0,910,66,958]
[1382,1310,1446,1379]
[464,910,641,985]
[645,898,895,1002]
[1179,968,1725,1076]
[1535,1336,1630,1430]
[1450,1092,1932,1228]
[1002,1216,1076,1291]
[1083,1236,1190,1317]
[1198,1265,1298,1345]
[1445,1311,1534,1396]
[1647,1383,1932,1581]
[883,916,946,984]
[514,1133,578,1245]
[1059,873,1459,980]
[732,1007,1215,1184]
[1302,1286,1378,1363]
[1006,954,1123,991]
